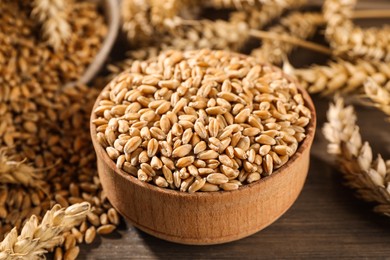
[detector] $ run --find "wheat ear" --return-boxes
[323,97,390,216]
[121,0,158,46]
[0,202,90,259]
[295,59,390,95]
[0,148,45,188]
[323,0,390,62]
[229,0,307,30]
[32,0,71,50]
[122,0,200,46]
[251,12,324,64]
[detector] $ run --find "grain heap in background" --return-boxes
[0,0,120,259]
[93,50,311,192]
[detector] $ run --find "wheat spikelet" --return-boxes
[121,0,199,46]
[323,97,390,216]
[0,149,45,188]
[251,12,323,64]
[295,59,390,95]
[121,0,153,46]
[323,0,390,61]
[364,78,390,117]
[149,0,199,28]
[0,202,90,259]
[229,0,307,30]
[32,0,71,50]
[168,19,250,51]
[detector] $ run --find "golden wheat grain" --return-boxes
[363,78,390,117]
[323,97,390,216]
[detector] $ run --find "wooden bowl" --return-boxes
[90,73,317,245]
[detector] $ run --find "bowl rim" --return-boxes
[90,59,317,198]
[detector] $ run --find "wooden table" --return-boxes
[80,1,390,258]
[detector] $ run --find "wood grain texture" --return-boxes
[90,65,317,245]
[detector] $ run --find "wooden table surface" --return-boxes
[80,1,390,259]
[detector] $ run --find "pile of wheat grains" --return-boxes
[93,50,312,193]
[0,1,121,258]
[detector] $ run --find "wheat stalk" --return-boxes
[31,0,71,50]
[294,59,390,95]
[0,148,45,188]
[250,12,324,64]
[323,0,390,62]
[0,202,90,259]
[323,97,390,216]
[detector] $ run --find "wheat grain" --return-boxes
[97,224,116,235]
[0,202,89,259]
[363,78,390,117]
[323,97,390,216]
